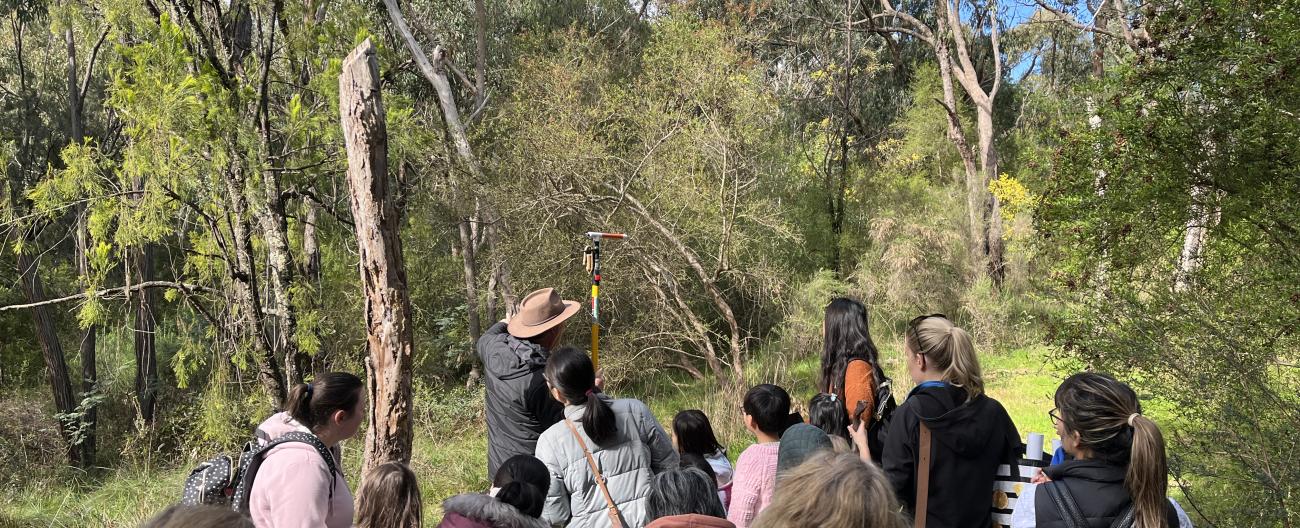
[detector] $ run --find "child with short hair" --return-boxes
[726,384,792,528]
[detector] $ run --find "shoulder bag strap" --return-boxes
[1043,481,1090,528]
[565,418,625,528]
[915,422,931,528]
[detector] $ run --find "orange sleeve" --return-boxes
[843,360,876,424]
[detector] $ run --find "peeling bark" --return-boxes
[341,39,415,475]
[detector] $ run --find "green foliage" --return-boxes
[1035,1,1300,523]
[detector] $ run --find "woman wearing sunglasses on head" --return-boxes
[855,314,1021,527]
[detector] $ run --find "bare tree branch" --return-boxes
[0,281,216,312]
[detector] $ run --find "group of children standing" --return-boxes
[145,291,1193,528]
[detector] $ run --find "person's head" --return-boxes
[1053,372,1168,528]
[903,314,983,398]
[743,384,792,439]
[820,298,880,395]
[678,452,719,483]
[646,467,726,521]
[752,452,905,528]
[672,409,725,456]
[492,455,551,518]
[777,423,833,474]
[141,504,255,528]
[285,372,365,444]
[356,462,422,528]
[808,393,850,441]
[545,346,618,444]
[509,288,581,349]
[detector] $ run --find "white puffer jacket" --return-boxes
[535,395,679,528]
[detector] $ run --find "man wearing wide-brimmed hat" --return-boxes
[478,287,583,477]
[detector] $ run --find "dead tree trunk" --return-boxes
[341,39,415,475]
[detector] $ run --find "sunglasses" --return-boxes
[906,313,948,350]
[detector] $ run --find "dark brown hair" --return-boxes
[820,298,880,397]
[285,372,363,431]
[356,461,422,528]
[141,504,255,528]
[1055,373,1168,528]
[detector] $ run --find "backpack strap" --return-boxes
[914,422,931,528]
[231,431,340,514]
[1108,503,1136,528]
[1043,481,1090,528]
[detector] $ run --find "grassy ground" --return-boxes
[1,344,1070,527]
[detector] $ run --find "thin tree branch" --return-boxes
[0,281,216,312]
[78,26,110,105]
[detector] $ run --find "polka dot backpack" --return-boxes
[181,431,339,513]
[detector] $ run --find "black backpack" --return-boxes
[180,431,339,513]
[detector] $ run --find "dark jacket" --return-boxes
[1035,460,1179,528]
[881,383,1021,528]
[437,492,549,528]
[479,322,565,477]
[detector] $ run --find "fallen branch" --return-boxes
[0,281,215,312]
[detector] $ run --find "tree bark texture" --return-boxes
[16,252,79,463]
[133,244,159,424]
[340,39,415,476]
[223,159,288,407]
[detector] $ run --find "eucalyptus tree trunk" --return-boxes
[341,39,415,476]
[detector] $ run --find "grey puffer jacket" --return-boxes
[479,322,565,478]
[535,395,679,528]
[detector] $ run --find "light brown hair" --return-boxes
[356,461,422,528]
[905,315,983,398]
[1055,373,1167,528]
[752,452,906,528]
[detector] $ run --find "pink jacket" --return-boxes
[724,443,779,528]
[249,412,354,528]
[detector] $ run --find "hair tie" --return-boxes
[585,388,595,398]
[829,393,837,402]
[1127,413,1140,426]
[305,383,314,399]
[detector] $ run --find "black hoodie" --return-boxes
[479,322,565,478]
[881,383,1021,528]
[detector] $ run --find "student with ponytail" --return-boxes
[534,347,678,527]
[1013,373,1188,528]
[249,372,365,528]
[438,455,551,528]
[871,315,1020,527]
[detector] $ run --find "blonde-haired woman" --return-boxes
[858,314,1020,527]
[752,452,904,528]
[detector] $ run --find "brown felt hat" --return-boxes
[507,288,582,339]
